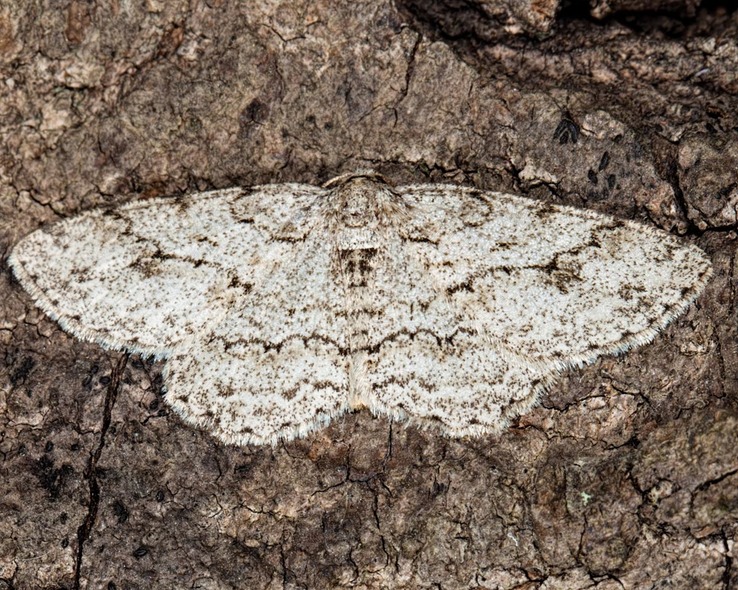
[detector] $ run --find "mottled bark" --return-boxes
[0,1,736,589]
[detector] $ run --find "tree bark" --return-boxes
[0,1,736,588]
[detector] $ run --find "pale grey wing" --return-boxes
[164,230,351,445]
[397,184,712,369]
[8,184,325,357]
[364,331,556,437]
[166,336,349,446]
[345,234,557,436]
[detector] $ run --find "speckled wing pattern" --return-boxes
[9,173,712,445]
[362,185,711,435]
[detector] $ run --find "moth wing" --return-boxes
[165,230,352,445]
[166,335,349,446]
[351,234,555,435]
[9,184,324,357]
[365,331,556,436]
[397,185,712,369]
[362,184,710,435]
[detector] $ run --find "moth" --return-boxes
[9,172,712,445]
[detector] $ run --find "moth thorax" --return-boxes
[331,177,397,228]
[330,177,400,250]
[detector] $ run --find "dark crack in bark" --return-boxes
[73,353,128,590]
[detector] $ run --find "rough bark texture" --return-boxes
[0,1,736,589]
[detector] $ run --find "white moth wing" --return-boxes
[396,184,712,369]
[166,337,349,446]
[9,184,324,357]
[344,231,556,435]
[365,331,556,436]
[164,229,352,445]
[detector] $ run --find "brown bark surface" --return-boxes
[0,1,736,589]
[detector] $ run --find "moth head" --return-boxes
[325,171,399,229]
